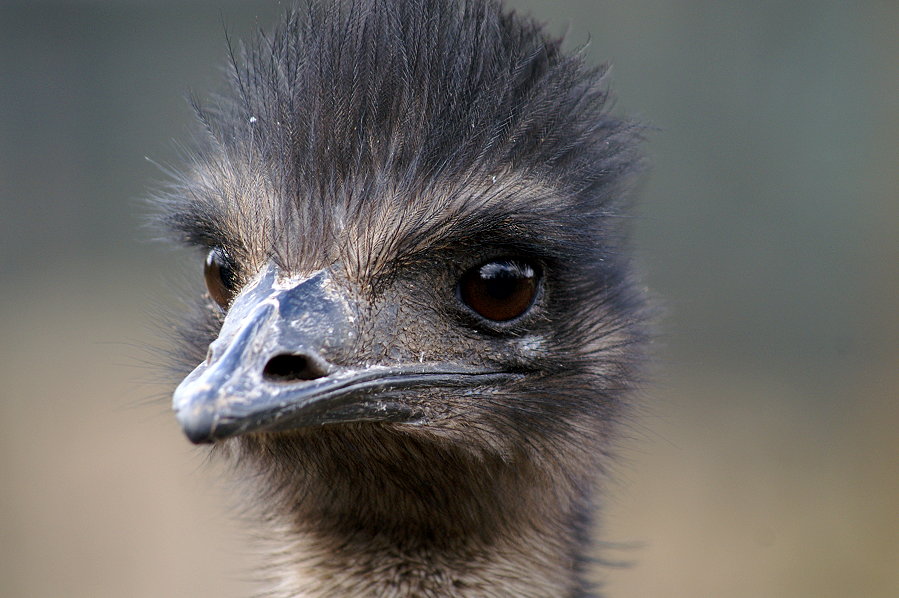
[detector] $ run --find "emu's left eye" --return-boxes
[204,247,239,309]
[458,260,539,322]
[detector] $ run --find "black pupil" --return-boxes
[480,263,528,299]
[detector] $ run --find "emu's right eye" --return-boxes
[458,259,539,322]
[204,248,239,309]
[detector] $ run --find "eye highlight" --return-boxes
[458,259,539,322]
[204,247,239,309]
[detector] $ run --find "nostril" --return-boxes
[263,354,328,382]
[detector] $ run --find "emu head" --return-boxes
[159,0,644,524]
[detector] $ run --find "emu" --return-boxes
[158,0,645,596]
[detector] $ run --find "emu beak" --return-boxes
[172,264,507,444]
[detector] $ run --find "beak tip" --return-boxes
[174,404,219,444]
[173,373,224,443]
[183,427,217,445]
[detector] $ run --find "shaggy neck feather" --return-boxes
[232,427,598,598]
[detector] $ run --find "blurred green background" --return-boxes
[1,1,896,597]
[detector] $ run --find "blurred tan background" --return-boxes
[1,1,896,597]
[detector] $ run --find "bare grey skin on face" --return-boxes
[157,0,646,596]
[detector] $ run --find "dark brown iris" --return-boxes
[459,260,539,322]
[204,247,239,309]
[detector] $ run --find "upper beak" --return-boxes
[172,264,509,444]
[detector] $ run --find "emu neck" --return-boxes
[237,428,596,598]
